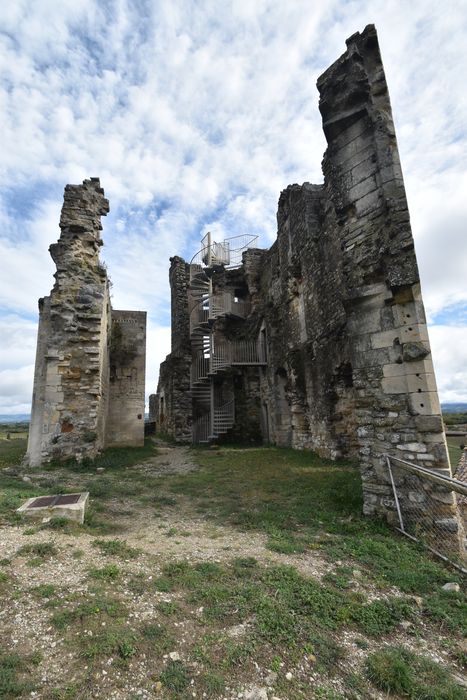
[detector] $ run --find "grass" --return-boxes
[366,646,466,699]
[16,541,58,566]
[0,437,28,468]
[446,433,465,467]
[91,538,140,559]
[88,563,121,581]
[0,650,41,699]
[1,441,466,698]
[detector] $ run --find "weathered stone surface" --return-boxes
[27,179,146,465]
[153,25,464,555]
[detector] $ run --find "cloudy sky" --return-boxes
[1,0,467,414]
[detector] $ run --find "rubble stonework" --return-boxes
[27,178,146,466]
[152,25,465,553]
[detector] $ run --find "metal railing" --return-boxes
[211,340,266,373]
[192,413,211,443]
[190,233,258,276]
[213,399,235,434]
[385,454,467,572]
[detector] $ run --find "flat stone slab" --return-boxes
[17,492,89,524]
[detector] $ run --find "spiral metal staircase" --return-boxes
[189,232,266,443]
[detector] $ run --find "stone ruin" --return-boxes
[26,178,146,466]
[150,25,465,554]
[24,25,464,558]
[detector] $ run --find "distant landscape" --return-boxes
[2,405,467,424]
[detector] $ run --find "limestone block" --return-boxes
[409,391,441,416]
[348,175,378,202]
[399,324,429,343]
[371,329,399,349]
[396,442,426,453]
[414,415,443,433]
[382,375,408,395]
[406,373,437,394]
[355,188,381,216]
[383,360,431,378]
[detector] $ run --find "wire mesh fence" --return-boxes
[385,454,467,573]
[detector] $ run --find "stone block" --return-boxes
[383,359,431,378]
[371,329,399,349]
[414,415,443,433]
[382,375,408,395]
[409,391,441,416]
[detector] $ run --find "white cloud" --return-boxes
[429,326,467,403]
[1,0,467,412]
[0,365,34,414]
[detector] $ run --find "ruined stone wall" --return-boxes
[316,26,453,523]
[105,310,147,447]
[153,256,192,441]
[156,25,463,553]
[27,178,147,465]
[27,179,111,465]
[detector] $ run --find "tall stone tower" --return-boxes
[27,178,146,466]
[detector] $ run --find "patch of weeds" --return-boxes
[140,623,174,653]
[31,584,56,599]
[88,564,121,582]
[354,637,369,650]
[160,660,190,694]
[0,649,41,698]
[42,517,82,535]
[46,686,78,699]
[17,541,57,562]
[0,559,11,566]
[52,440,158,474]
[199,671,225,697]
[267,532,307,554]
[91,538,139,559]
[0,437,27,468]
[231,556,258,577]
[81,507,122,536]
[270,655,282,672]
[166,527,177,537]
[152,575,173,592]
[366,646,465,699]
[323,566,353,590]
[324,530,458,596]
[81,628,137,661]
[157,601,179,616]
[313,687,346,700]
[22,527,37,535]
[221,639,257,668]
[150,495,177,507]
[50,596,126,630]
[352,597,413,636]
[71,549,84,559]
[424,590,467,634]
[127,573,148,595]
[343,671,370,699]
[303,635,344,673]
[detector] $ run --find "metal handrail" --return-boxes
[189,233,258,270]
[383,454,467,496]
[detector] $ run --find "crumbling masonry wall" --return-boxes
[27,179,146,466]
[152,257,192,441]
[155,26,464,552]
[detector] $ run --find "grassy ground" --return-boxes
[446,435,465,470]
[0,440,465,699]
